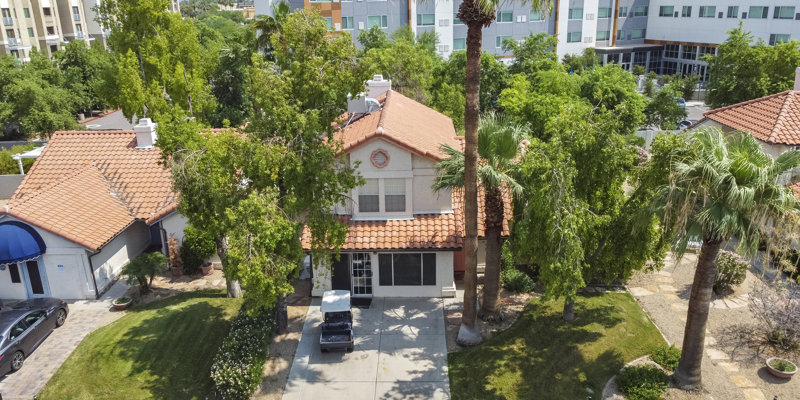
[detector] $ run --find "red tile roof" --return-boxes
[791,181,800,199]
[335,90,461,161]
[701,90,800,145]
[5,130,177,250]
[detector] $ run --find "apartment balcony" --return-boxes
[73,14,80,21]
[2,17,12,26]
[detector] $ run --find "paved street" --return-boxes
[0,281,128,400]
[283,297,449,400]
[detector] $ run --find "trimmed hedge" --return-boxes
[501,268,535,293]
[210,307,274,400]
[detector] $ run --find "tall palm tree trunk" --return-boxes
[480,186,504,321]
[456,0,492,346]
[674,236,722,389]
[216,236,243,298]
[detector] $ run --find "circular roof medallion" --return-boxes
[370,149,390,168]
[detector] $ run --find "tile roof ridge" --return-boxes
[375,90,392,134]
[769,91,797,143]
[54,129,136,135]
[704,90,792,119]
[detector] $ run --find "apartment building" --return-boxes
[0,0,92,61]
[256,0,800,79]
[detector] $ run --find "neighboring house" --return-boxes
[302,76,509,298]
[691,79,800,184]
[0,120,187,301]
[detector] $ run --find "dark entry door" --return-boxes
[26,260,45,295]
[331,254,351,291]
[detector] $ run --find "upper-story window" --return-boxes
[749,6,769,19]
[727,6,739,18]
[359,179,379,212]
[568,8,583,20]
[498,11,513,22]
[530,11,544,21]
[417,13,435,26]
[43,7,51,16]
[567,31,582,43]
[596,30,610,40]
[384,179,406,212]
[367,15,388,29]
[453,13,463,24]
[633,6,648,17]
[618,7,628,17]
[631,29,646,39]
[774,6,795,19]
[357,178,407,214]
[698,6,716,18]
[342,16,354,30]
[682,6,692,17]
[659,6,673,17]
[598,8,611,18]
[769,34,791,46]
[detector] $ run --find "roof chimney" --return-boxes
[795,67,800,91]
[134,118,158,149]
[366,74,392,98]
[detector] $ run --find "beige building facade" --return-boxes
[0,0,95,60]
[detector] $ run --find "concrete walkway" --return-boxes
[283,297,449,400]
[0,280,129,400]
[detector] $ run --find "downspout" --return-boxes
[87,250,101,300]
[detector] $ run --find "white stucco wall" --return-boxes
[161,213,189,245]
[0,215,95,300]
[89,221,151,294]
[412,155,452,213]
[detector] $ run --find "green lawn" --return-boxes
[39,290,243,400]
[448,292,666,399]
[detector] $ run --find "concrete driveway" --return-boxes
[283,297,449,400]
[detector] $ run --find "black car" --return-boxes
[0,298,69,375]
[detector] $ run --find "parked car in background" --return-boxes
[676,98,686,110]
[0,298,68,375]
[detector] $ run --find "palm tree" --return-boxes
[650,127,800,389]
[252,1,290,60]
[456,0,552,346]
[435,113,526,322]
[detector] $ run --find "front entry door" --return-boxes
[331,254,351,291]
[351,253,373,296]
[21,259,50,298]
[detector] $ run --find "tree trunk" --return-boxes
[479,187,504,322]
[563,299,575,322]
[673,237,722,390]
[276,294,288,333]
[455,4,486,347]
[216,236,243,298]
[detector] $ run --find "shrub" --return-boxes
[0,144,36,175]
[749,282,800,350]
[714,250,748,295]
[168,234,183,275]
[501,268,534,293]
[616,365,668,400]
[180,225,216,274]
[122,252,167,294]
[769,358,796,372]
[501,240,514,270]
[210,307,275,400]
[650,345,681,371]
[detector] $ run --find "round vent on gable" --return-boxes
[370,149,390,168]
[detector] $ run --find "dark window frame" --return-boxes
[378,252,437,286]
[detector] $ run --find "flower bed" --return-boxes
[210,307,275,400]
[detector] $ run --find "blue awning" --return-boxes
[0,221,46,264]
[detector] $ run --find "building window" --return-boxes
[358,178,379,212]
[9,263,21,283]
[659,6,674,17]
[27,27,33,37]
[453,38,465,50]
[417,13,435,26]
[75,24,82,35]
[749,6,769,19]
[567,31,582,43]
[774,6,795,19]
[618,7,628,17]
[367,15,388,28]
[530,11,544,21]
[342,16,354,29]
[498,11,513,22]
[617,29,624,40]
[384,178,406,212]
[23,8,30,18]
[598,8,611,18]
[568,8,583,20]
[46,26,54,35]
[379,253,436,286]
[698,6,716,18]
[633,6,648,17]
[596,30,610,41]
[700,46,716,57]
[727,6,739,18]
[631,29,646,39]
[43,7,51,16]
[453,13,462,24]
[769,34,791,46]
[322,17,332,30]
[495,35,511,48]
[682,6,692,17]
[682,45,697,60]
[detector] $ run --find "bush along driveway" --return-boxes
[448,292,666,399]
[37,290,242,400]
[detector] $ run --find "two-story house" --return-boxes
[303,76,509,299]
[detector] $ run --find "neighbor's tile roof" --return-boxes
[791,182,800,199]
[701,90,800,145]
[453,188,513,237]
[5,130,177,250]
[335,90,461,161]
